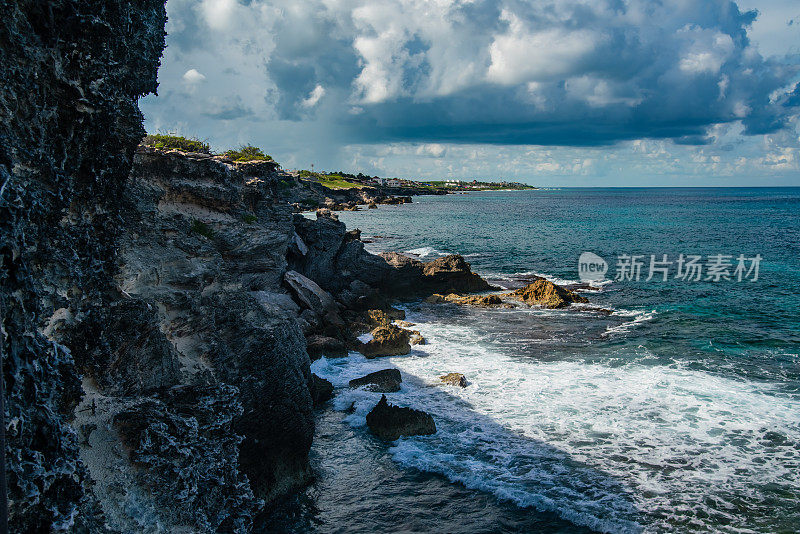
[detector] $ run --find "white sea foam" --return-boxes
[312,314,800,533]
[602,310,657,336]
[405,246,447,258]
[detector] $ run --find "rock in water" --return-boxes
[310,374,334,405]
[425,293,509,307]
[306,335,347,359]
[410,333,426,345]
[439,373,468,388]
[360,324,412,357]
[511,279,589,309]
[366,395,437,440]
[349,369,402,392]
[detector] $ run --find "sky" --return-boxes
[140,0,800,186]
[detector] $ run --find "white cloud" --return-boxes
[301,85,326,108]
[182,68,207,84]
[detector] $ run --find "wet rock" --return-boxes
[395,320,416,327]
[439,373,468,388]
[368,202,378,209]
[360,325,411,358]
[306,335,348,360]
[425,293,510,307]
[349,369,402,392]
[511,279,589,309]
[310,374,334,406]
[366,395,437,440]
[410,333,427,345]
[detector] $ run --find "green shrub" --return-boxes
[241,213,258,224]
[143,134,210,154]
[224,145,273,162]
[190,219,214,238]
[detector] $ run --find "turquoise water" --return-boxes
[267,188,800,533]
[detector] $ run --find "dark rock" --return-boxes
[310,374,334,405]
[366,395,437,440]
[306,335,348,359]
[424,293,511,308]
[349,369,402,392]
[0,1,168,531]
[379,253,492,297]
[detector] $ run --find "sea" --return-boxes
[262,188,800,533]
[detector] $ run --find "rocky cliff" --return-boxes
[0,3,492,531]
[0,1,167,531]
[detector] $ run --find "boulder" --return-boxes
[410,333,426,346]
[365,307,405,328]
[349,369,402,392]
[439,373,468,388]
[284,270,336,312]
[379,253,492,297]
[310,374,334,405]
[366,395,437,440]
[511,279,588,309]
[394,320,416,328]
[306,335,347,360]
[368,202,378,209]
[360,325,411,358]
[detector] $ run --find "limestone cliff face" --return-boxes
[0,1,167,531]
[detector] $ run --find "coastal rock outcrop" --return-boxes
[379,253,493,297]
[425,293,510,307]
[439,373,469,388]
[311,374,334,405]
[366,395,437,440]
[511,279,589,309]
[360,324,412,358]
[349,369,403,392]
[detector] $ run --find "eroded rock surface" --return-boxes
[349,369,403,392]
[366,395,437,441]
[511,279,589,309]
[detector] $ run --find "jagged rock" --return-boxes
[112,385,261,532]
[310,374,334,405]
[349,369,402,392]
[439,373,468,388]
[395,320,416,327]
[368,202,378,209]
[365,307,406,328]
[306,335,348,359]
[0,2,171,531]
[410,333,427,345]
[284,270,337,311]
[366,395,437,440]
[424,293,510,308]
[360,325,412,358]
[511,279,589,309]
[379,253,492,297]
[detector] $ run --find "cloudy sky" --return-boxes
[140,0,800,186]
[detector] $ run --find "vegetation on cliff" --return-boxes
[224,144,273,162]
[143,133,211,153]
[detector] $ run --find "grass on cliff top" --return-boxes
[298,170,361,190]
[224,145,273,162]
[143,134,210,154]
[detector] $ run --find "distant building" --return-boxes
[387,179,401,187]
